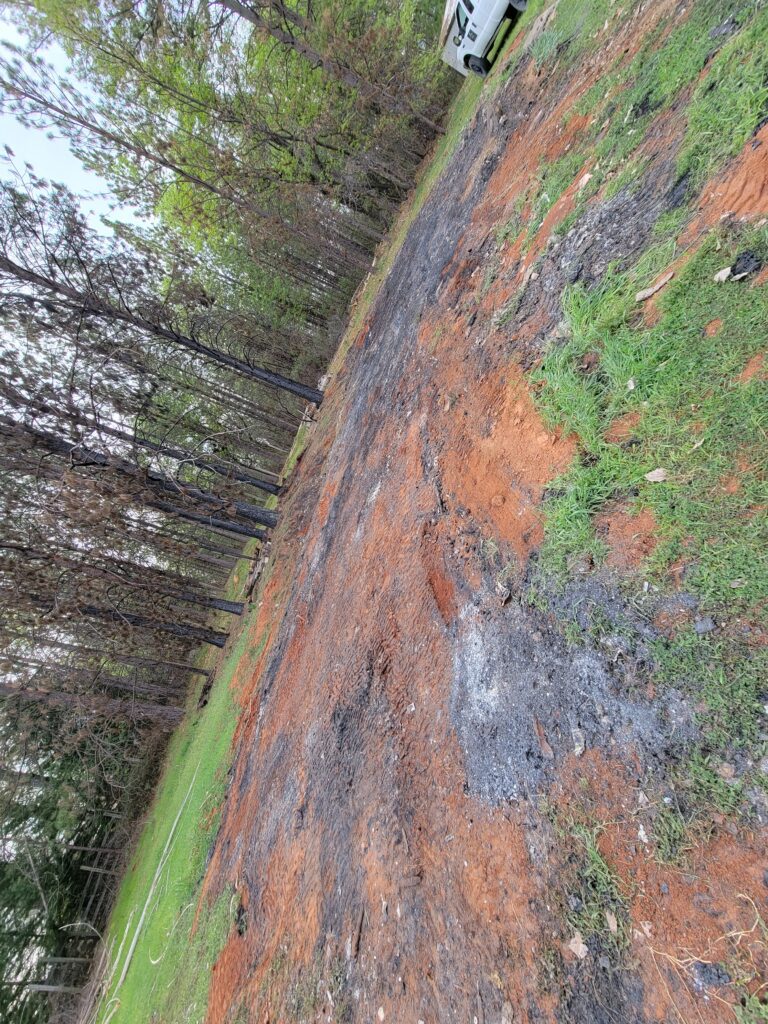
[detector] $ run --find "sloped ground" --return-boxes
[197,3,768,1022]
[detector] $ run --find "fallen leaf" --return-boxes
[567,932,589,960]
[638,824,649,845]
[635,270,674,302]
[644,468,668,482]
[605,910,618,935]
[714,266,732,283]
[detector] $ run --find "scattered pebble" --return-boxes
[691,961,731,993]
[571,726,586,756]
[694,616,716,635]
[567,932,589,960]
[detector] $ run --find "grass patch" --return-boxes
[564,822,629,956]
[677,6,768,189]
[529,27,562,68]
[531,225,768,757]
[530,0,766,247]
[280,420,311,482]
[92,604,263,1023]
[651,802,691,865]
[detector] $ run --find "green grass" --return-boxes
[530,226,768,759]
[522,0,767,247]
[651,803,691,865]
[280,420,310,482]
[92,609,266,1024]
[736,994,768,1024]
[564,823,629,956]
[677,6,768,189]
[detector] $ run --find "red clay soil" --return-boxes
[596,505,658,573]
[738,352,766,384]
[605,411,642,444]
[195,7,768,1023]
[684,122,768,241]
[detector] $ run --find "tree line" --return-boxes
[0,0,453,1018]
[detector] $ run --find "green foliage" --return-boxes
[94,608,268,1024]
[532,227,768,756]
[564,823,629,955]
[677,6,768,188]
[528,28,562,68]
[736,994,768,1023]
[650,803,690,865]
[526,148,587,242]
[687,751,744,816]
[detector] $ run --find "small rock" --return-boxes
[491,493,505,507]
[638,824,649,845]
[605,910,618,934]
[731,249,762,281]
[716,761,735,780]
[566,932,589,960]
[571,727,586,757]
[710,16,738,38]
[644,467,668,482]
[713,266,732,283]
[691,961,731,992]
[660,882,669,895]
[637,790,650,807]
[598,954,611,970]
[694,616,716,635]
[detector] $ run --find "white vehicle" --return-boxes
[440,0,527,77]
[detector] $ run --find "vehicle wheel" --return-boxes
[508,0,527,11]
[467,54,490,77]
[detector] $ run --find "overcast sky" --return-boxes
[0,14,137,227]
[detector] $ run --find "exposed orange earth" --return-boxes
[194,4,768,1021]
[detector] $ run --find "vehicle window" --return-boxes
[456,4,469,34]
[465,0,474,11]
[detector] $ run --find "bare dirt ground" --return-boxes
[198,6,767,1022]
